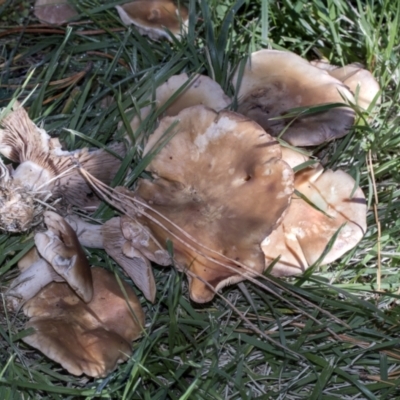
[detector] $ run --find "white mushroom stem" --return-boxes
[6,259,62,311]
[65,215,104,249]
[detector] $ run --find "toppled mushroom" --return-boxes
[35,211,93,303]
[22,267,145,377]
[112,105,294,303]
[34,0,78,25]
[262,148,367,276]
[116,0,189,41]
[65,214,170,302]
[311,60,381,111]
[232,49,356,146]
[129,73,230,138]
[0,104,124,231]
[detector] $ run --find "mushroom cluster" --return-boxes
[1,47,377,378]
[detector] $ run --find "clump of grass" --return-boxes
[0,0,400,398]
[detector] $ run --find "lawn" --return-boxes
[0,0,400,398]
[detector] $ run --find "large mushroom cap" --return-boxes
[233,49,356,146]
[262,157,367,276]
[116,0,189,41]
[129,105,293,303]
[128,73,230,138]
[22,267,145,378]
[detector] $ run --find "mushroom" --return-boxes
[128,73,230,138]
[22,267,145,377]
[6,211,92,310]
[110,105,294,303]
[232,49,356,146]
[0,104,125,231]
[262,148,367,276]
[35,211,93,303]
[65,214,170,302]
[311,60,381,111]
[34,0,78,25]
[115,0,189,41]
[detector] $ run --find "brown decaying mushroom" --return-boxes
[232,49,356,146]
[22,267,145,378]
[115,0,189,41]
[128,73,230,138]
[311,60,381,111]
[0,105,124,231]
[114,105,294,303]
[34,0,78,25]
[35,211,93,303]
[263,148,367,276]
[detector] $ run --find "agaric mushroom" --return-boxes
[34,0,78,25]
[35,211,93,302]
[65,214,170,302]
[232,49,356,146]
[115,0,189,41]
[311,60,381,111]
[22,267,145,377]
[6,211,92,310]
[0,104,124,232]
[128,73,230,138]
[109,105,294,303]
[262,148,367,276]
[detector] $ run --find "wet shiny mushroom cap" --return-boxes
[116,0,189,41]
[34,0,78,25]
[130,105,294,303]
[22,267,145,378]
[233,49,356,146]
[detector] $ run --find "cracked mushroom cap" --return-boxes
[0,105,125,220]
[22,267,145,378]
[262,157,367,276]
[35,211,93,303]
[127,105,294,303]
[34,0,78,25]
[311,61,381,111]
[232,49,356,146]
[116,0,189,41]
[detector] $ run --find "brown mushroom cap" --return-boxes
[128,73,230,138]
[311,61,381,111]
[116,0,189,41]
[22,267,145,377]
[232,49,356,146]
[35,211,93,303]
[34,0,78,25]
[262,164,367,276]
[127,105,293,303]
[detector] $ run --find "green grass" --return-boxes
[1,0,400,398]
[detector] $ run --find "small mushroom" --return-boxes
[115,105,294,303]
[35,211,93,303]
[311,60,381,111]
[0,105,124,231]
[22,267,145,378]
[116,0,189,41]
[102,217,160,303]
[34,0,78,25]
[128,73,230,138]
[262,149,367,276]
[232,49,356,146]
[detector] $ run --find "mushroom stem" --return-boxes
[6,259,62,311]
[65,215,104,249]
